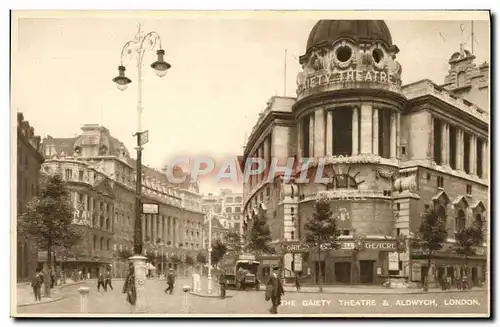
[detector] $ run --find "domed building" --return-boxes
[242,20,488,286]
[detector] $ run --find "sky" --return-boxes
[11,11,490,195]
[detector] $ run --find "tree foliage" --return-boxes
[184,255,194,266]
[18,174,81,296]
[453,216,484,259]
[246,210,274,254]
[411,204,448,291]
[304,197,341,291]
[211,239,227,266]
[196,251,207,264]
[224,230,242,255]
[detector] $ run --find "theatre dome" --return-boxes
[301,20,397,62]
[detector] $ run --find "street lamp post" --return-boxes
[112,25,171,313]
[207,211,212,294]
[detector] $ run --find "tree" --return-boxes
[453,216,484,285]
[247,210,274,255]
[211,239,227,266]
[196,251,207,265]
[224,230,242,255]
[185,255,194,266]
[304,196,341,292]
[18,173,81,297]
[411,204,448,291]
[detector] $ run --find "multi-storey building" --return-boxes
[41,124,205,277]
[242,20,489,286]
[16,113,44,281]
[202,189,244,233]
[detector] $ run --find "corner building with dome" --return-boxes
[241,20,489,286]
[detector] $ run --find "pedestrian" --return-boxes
[97,271,106,292]
[122,263,136,305]
[295,271,301,291]
[219,273,226,299]
[266,266,285,314]
[105,269,114,291]
[164,268,175,294]
[31,268,44,302]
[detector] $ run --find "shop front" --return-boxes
[281,236,407,285]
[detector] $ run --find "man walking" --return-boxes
[294,271,301,291]
[97,271,106,292]
[266,266,285,314]
[164,268,175,295]
[31,268,44,302]
[105,269,114,291]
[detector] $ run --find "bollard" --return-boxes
[182,285,191,314]
[78,286,90,313]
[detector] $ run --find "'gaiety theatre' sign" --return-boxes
[284,239,406,253]
[297,68,402,96]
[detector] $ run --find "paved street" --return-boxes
[16,278,489,316]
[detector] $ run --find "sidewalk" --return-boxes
[263,284,487,295]
[16,279,87,307]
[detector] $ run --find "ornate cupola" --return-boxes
[296,20,403,101]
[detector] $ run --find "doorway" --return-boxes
[334,262,351,283]
[359,260,375,284]
[472,267,478,285]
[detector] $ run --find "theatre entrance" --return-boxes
[359,260,375,284]
[334,262,351,284]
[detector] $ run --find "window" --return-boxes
[235,207,241,213]
[235,197,242,203]
[291,231,295,240]
[336,45,352,62]
[100,237,104,249]
[342,230,350,236]
[79,170,84,181]
[93,235,97,249]
[106,239,110,250]
[65,169,72,180]
[396,228,400,236]
[396,203,400,211]
[457,71,467,87]
[401,146,406,155]
[437,176,444,188]
[266,186,270,197]
[455,209,466,231]
[260,192,264,201]
[226,197,233,203]
[466,184,472,196]
[225,207,232,213]
[426,173,431,181]
[398,261,403,271]
[433,119,442,165]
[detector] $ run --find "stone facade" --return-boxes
[242,20,489,285]
[41,124,205,277]
[16,113,44,281]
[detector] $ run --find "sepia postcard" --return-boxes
[10,10,491,318]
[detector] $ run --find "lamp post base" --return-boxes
[130,255,147,313]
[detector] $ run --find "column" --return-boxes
[469,134,477,175]
[73,191,78,209]
[297,120,303,161]
[428,115,434,160]
[372,108,379,156]
[173,218,177,247]
[314,108,325,157]
[148,215,153,242]
[162,215,165,242]
[153,215,157,243]
[352,107,359,155]
[308,114,315,157]
[440,122,447,166]
[360,103,373,154]
[142,214,146,242]
[390,112,397,158]
[169,216,174,246]
[482,140,488,179]
[326,110,333,156]
[396,112,401,159]
[258,145,264,183]
[456,130,464,171]
[264,137,270,181]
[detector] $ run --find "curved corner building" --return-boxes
[242,20,489,285]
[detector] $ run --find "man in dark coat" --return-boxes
[266,266,285,314]
[164,268,175,294]
[122,263,136,305]
[97,271,106,291]
[105,269,114,291]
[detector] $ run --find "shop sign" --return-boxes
[388,252,399,271]
[262,259,280,266]
[73,209,92,227]
[364,242,397,250]
[142,203,159,214]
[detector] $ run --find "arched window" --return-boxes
[226,207,232,213]
[93,235,97,249]
[455,209,466,231]
[107,239,110,250]
[457,71,467,87]
[100,216,104,229]
[436,205,447,220]
[106,219,110,230]
[100,237,104,249]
